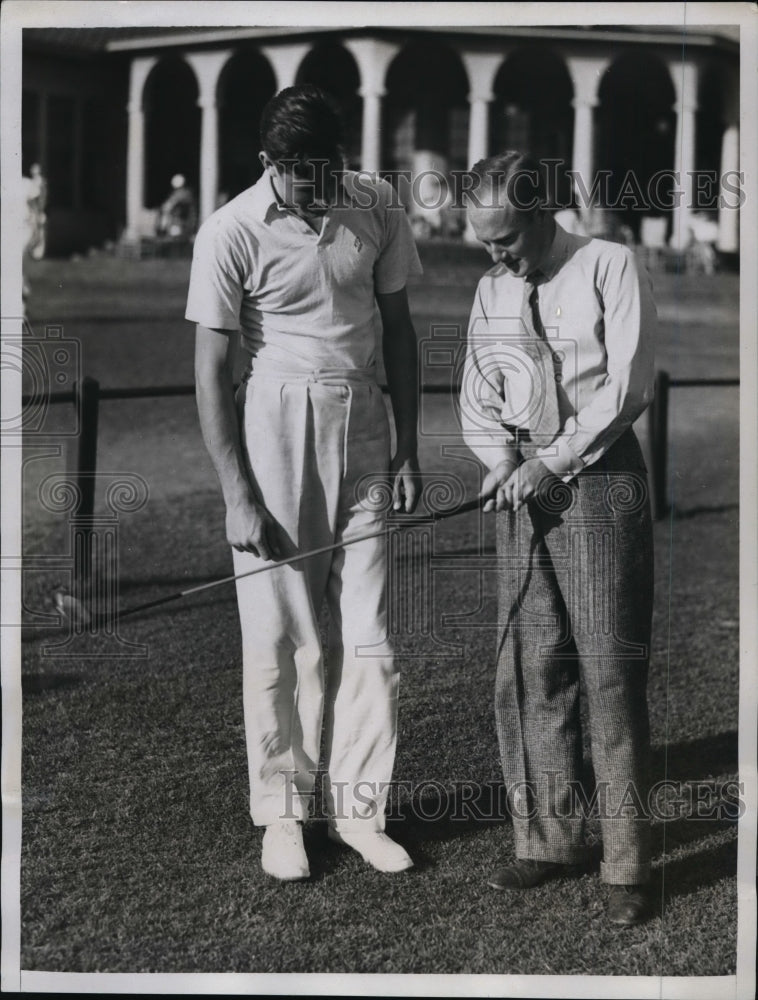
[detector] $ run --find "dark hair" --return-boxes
[259,84,344,167]
[466,151,547,214]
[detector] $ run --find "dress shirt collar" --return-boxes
[244,173,284,226]
[246,172,318,225]
[247,171,347,229]
[532,220,574,282]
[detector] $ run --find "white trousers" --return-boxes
[233,373,398,830]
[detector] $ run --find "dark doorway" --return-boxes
[143,57,200,209]
[217,49,277,203]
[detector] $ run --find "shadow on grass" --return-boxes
[387,781,509,870]
[302,825,396,883]
[382,731,740,878]
[22,672,82,694]
[651,730,737,782]
[655,835,738,904]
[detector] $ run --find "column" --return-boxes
[345,38,401,174]
[124,55,157,241]
[571,101,595,205]
[460,52,503,168]
[717,125,739,253]
[467,96,489,171]
[566,56,609,219]
[717,69,739,254]
[459,52,502,242]
[186,51,231,224]
[669,60,699,250]
[360,87,383,175]
[462,92,492,243]
[259,43,311,92]
[197,97,219,221]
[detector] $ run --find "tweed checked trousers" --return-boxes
[495,428,653,884]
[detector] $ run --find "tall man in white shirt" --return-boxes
[460,151,657,926]
[188,86,422,881]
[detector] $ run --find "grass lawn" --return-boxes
[15,245,742,978]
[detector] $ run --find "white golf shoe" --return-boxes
[328,827,414,873]
[261,821,310,881]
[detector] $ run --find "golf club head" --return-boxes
[53,588,93,627]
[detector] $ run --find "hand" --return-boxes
[504,458,554,511]
[480,458,519,512]
[389,452,421,513]
[225,495,281,560]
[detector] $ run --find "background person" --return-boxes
[157,173,197,239]
[460,150,657,926]
[24,162,47,260]
[187,85,422,881]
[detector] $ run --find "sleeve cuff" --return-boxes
[536,437,585,481]
[185,311,240,332]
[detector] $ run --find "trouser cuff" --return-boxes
[329,813,386,834]
[600,860,651,884]
[513,818,588,865]
[251,794,312,826]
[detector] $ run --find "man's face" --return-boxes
[261,152,343,215]
[468,199,552,278]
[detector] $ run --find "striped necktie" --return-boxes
[519,274,561,451]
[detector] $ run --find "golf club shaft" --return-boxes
[114,496,483,622]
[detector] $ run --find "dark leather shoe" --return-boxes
[607,884,652,926]
[487,858,578,890]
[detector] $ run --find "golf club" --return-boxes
[54,496,485,629]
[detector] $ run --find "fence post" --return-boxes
[648,370,670,520]
[72,376,100,586]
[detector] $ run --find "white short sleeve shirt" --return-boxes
[185,171,422,372]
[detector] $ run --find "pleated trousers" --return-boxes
[232,370,398,831]
[495,428,654,884]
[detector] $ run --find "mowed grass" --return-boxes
[17,246,741,976]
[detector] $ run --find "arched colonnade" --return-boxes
[124,35,739,252]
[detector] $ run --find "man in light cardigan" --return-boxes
[460,151,657,926]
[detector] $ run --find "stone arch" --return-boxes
[383,39,470,175]
[295,40,362,169]
[490,45,574,207]
[596,50,677,239]
[216,48,277,202]
[143,56,200,209]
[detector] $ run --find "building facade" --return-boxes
[23,24,740,256]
